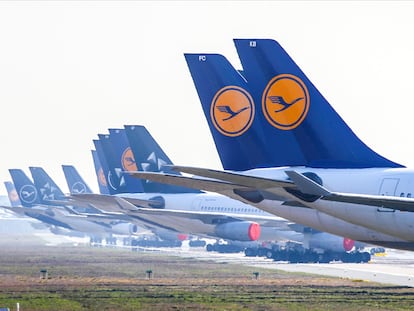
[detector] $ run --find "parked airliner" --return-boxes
[129,39,414,250]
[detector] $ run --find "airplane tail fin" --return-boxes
[9,169,42,207]
[29,167,66,204]
[4,181,22,207]
[124,125,200,193]
[184,53,291,171]
[233,39,402,168]
[93,139,116,194]
[62,165,93,194]
[91,149,110,194]
[97,130,145,194]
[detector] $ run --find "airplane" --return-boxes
[0,181,61,241]
[128,39,414,251]
[61,163,183,246]
[89,136,193,245]
[89,128,286,244]
[221,38,414,242]
[7,167,141,244]
[71,125,373,261]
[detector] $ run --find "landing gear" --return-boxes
[206,242,245,253]
[245,243,371,263]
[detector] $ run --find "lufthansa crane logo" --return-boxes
[262,74,309,130]
[20,185,37,204]
[121,147,138,171]
[71,182,87,194]
[211,86,255,137]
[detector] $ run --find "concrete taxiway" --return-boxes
[148,246,414,287]
[253,253,414,287]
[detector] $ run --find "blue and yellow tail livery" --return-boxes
[233,39,402,168]
[185,53,275,171]
[97,131,144,194]
[91,149,110,194]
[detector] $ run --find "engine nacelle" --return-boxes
[215,221,261,241]
[148,196,165,209]
[111,223,138,235]
[308,232,355,253]
[343,238,355,252]
[155,229,187,242]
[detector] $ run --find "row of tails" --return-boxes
[185,39,401,171]
[6,38,400,206]
[6,124,199,208]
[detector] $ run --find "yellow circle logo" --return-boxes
[121,147,138,171]
[98,168,107,187]
[211,86,255,137]
[262,74,309,130]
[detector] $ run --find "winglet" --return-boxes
[113,196,139,212]
[285,171,331,197]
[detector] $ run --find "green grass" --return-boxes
[2,285,414,311]
[0,245,413,310]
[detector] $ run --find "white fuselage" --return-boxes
[116,186,412,250]
[118,191,301,242]
[240,166,414,246]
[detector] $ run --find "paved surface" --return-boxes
[258,257,414,287]
[149,246,414,287]
[5,221,413,287]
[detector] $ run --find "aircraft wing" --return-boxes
[94,194,284,226]
[128,170,294,204]
[71,193,295,236]
[70,193,161,210]
[0,205,29,216]
[128,170,250,192]
[0,205,78,230]
[68,195,176,231]
[286,171,414,212]
[70,196,172,225]
[1,205,50,216]
[127,171,264,204]
[168,165,294,189]
[111,196,298,239]
[130,168,414,213]
[130,207,292,229]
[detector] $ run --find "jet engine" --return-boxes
[111,223,138,235]
[214,221,261,241]
[308,232,355,252]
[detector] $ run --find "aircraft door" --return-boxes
[191,198,203,211]
[378,178,399,212]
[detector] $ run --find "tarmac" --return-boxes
[154,245,414,287]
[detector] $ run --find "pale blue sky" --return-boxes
[0,1,413,195]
